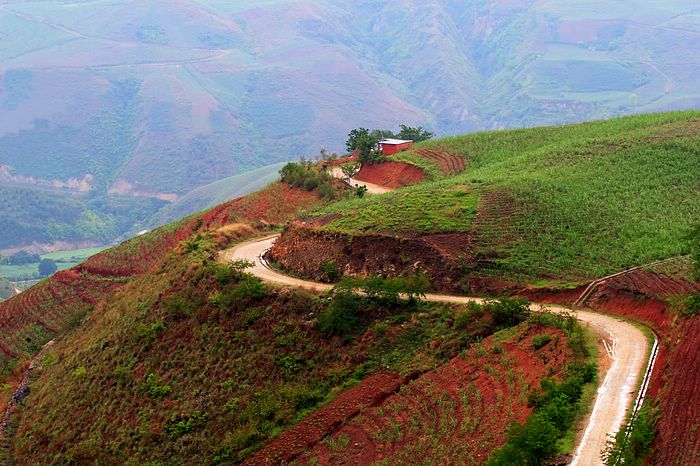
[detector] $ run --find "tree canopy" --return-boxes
[345,124,434,155]
[38,258,58,277]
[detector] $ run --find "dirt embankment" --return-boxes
[270,222,474,291]
[354,162,425,189]
[584,271,700,465]
[531,268,700,465]
[249,325,571,465]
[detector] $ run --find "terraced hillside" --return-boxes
[311,111,700,283]
[0,112,698,465]
[0,179,585,465]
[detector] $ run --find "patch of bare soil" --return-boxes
[354,162,425,188]
[270,223,474,291]
[244,372,406,465]
[292,326,571,465]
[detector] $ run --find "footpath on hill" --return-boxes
[222,235,653,466]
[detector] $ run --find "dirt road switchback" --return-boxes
[223,235,652,466]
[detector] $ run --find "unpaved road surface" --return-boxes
[223,235,651,465]
[330,168,393,194]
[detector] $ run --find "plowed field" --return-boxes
[416,148,466,175]
[256,326,571,465]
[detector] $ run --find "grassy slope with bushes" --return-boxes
[314,111,700,282]
[6,228,560,465]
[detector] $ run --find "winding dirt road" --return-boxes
[330,168,392,194]
[223,235,653,465]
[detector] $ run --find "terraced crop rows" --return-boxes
[416,149,467,175]
[298,327,569,464]
[472,190,519,252]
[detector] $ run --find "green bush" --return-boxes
[532,334,552,349]
[279,159,337,200]
[604,405,658,465]
[162,295,194,320]
[214,260,254,284]
[487,414,559,465]
[321,261,340,282]
[318,290,360,336]
[164,411,206,438]
[338,273,429,306]
[141,373,172,400]
[681,293,700,316]
[233,276,268,301]
[488,297,531,328]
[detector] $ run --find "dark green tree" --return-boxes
[397,124,434,142]
[346,128,371,152]
[318,290,360,335]
[9,250,40,265]
[38,258,58,277]
[369,129,396,141]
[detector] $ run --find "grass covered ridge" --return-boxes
[7,236,555,464]
[314,111,700,281]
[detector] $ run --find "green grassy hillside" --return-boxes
[149,163,285,227]
[3,0,700,249]
[315,111,700,282]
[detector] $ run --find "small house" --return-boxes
[377,138,414,155]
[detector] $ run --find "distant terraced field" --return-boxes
[415,148,467,175]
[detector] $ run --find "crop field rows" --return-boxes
[471,189,520,256]
[415,149,467,175]
[299,326,569,464]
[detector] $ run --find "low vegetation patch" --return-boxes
[604,404,658,466]
[314,182,478,234]
[317,112,700,282]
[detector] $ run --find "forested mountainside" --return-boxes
[2,0,699,249]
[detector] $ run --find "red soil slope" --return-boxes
[0,183,320,414]
[249,325,572,465]
[532,267,700,465]
[354,162,425,188]
[416,148,466,174]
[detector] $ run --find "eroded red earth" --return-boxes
[249,325,572,465]
[354,162,425,188]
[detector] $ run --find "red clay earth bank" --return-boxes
[530,269,700,465]
[271,222,475,291]
[354,161,425,188]
[248,325,572,465]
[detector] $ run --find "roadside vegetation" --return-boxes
[278,158,346,201]
[487,311,597,465]
[6,225,559,464]
[603,404,658,466]
[314,111,700,282]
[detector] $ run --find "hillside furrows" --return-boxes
[0,273,118,360]
[653,317,700,466]
[471,189,519,255]
[295,327,570,464]
[415,148,467,174]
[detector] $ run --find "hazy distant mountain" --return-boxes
[1,0,698,249]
